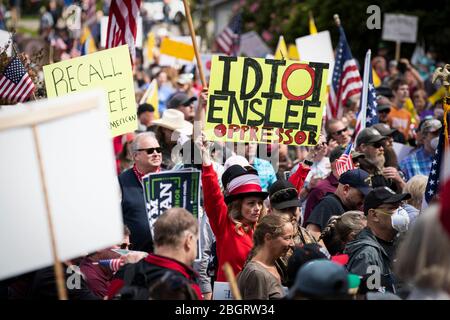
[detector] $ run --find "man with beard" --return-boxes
[372,123,400,168]
[356,128,406,192]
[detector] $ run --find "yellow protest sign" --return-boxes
[159,37,195,62]
[205,56,329,146]
[43,45,137,137]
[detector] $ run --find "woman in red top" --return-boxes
[197,135,268,282]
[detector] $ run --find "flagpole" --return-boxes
[359,49,372,131]
[182,0,207,88]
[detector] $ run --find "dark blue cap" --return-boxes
[338,168,372,196]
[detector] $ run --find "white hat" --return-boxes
[224,155,251,171]
[152,109,193,135]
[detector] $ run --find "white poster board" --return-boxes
[393,141,414,163]
[0,90,123,281]
[101,16,143,48]
[158,36,201,67]
[0,29,12,56]
[239,31,271,58]
[296,31,334,84]
[382,14,418,43]
[213,282,234,300]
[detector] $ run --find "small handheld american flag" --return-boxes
[0,57,35,103]
[336,143,355,176]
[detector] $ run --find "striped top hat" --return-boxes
[222,165,269,204]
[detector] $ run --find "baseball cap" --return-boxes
[329,146,345,163]
[376,103,391,113]
[167,92,197,109]
[356,127,386,147]
[338,168,372,196]
[420,119,442,134]
[288,259,349,299]
[137,103,154,116]
[269,179,301,210]
[371,123,396,137]
[363,186,411,215]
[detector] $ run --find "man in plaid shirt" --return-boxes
[399,119,442,180]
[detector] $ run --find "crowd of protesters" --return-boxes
[1,0,450,301]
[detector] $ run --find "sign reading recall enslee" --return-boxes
[205,56,329,146]
[43,45,137,137]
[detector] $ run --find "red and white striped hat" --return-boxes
[222,165,269,204]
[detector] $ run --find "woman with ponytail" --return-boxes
[237,215,294,300]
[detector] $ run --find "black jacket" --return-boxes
[344,227,397,293]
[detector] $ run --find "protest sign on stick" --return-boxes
[143,169,201,260]
[382,13,418,60]
[43,45,137,137]
[0,90,124,299]
[205,56,329,146]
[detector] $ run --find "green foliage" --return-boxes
[240,0,450,63]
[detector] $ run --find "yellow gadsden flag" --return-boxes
[288,44,300,60]
[274,36,288,60]
[146,32,155,62]
[309,12,318,35]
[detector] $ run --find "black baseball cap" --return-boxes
[338,168,372,196]
[363,186,411,215]
[137,103,154,116]
[376,104,391,113]
[167,92,197,109]
[269,179,301,210]
[356,127,386,147]
[329,146,345,163]
[371,123,396,137]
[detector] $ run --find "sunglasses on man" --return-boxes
[369,141,384,149]
[119,243,133,250]
[332,127,348,136]
[137,147,162,154]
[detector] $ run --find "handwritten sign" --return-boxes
[43,46,137,137]
[205,56,329,145]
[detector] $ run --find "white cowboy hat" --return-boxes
[152,109,193,135]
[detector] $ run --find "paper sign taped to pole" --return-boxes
[43,45,137,137]
[0,90,123,281]
[205,56,329,146]
[382,14,418,43]
[295,31,334,84]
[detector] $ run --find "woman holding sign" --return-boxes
[196,133,268,282]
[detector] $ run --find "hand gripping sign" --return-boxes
[205,56,329,146]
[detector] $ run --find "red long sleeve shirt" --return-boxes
[201,164,254,281]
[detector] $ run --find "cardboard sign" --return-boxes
[213,282,234,300]
[43,45,137,137]
[239,31,271,58]
[382,14,418,43]
[101,16,143,48]
[0,90,124,280]
[295,31,334,84]
[143,169,201,260]
[160,37,195,62]
[205,56,329,145]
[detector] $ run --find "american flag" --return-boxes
[216,14,242,56]
[424,123,446,204]
[106,0,141,59]
[327,26,362,119]
[0,57,35,103]
[440,104,450,236]
[336,142,355,176]
[97,259,124,272]
[354,52,378,138]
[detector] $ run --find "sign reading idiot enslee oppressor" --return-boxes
[205,56,329,146]
[43,45,137,137]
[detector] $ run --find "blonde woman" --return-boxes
[238,214,294,299]
[395,205,450,299]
